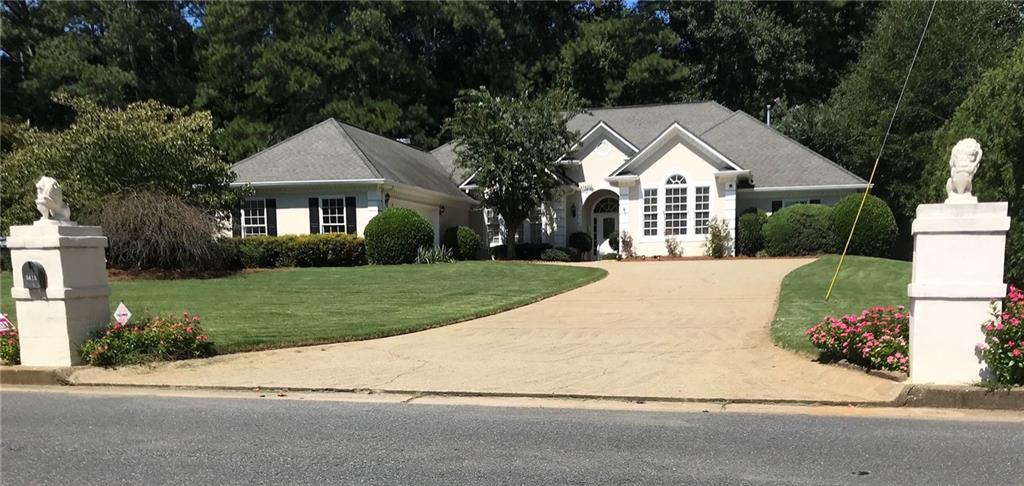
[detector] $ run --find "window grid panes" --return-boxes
[321,198,347,233]
[694,186,711,234]
[643,189,658,236]
[664,174,687,236]
[242,199,267,237]
[664,187,687,235]
[593,197,618,214]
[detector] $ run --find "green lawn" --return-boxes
[771,255,911,356]
[0,262,605,353]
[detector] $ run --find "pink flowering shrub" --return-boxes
[977,285,1024,386]
[805,305,909,373]
[81,311,214,367]
[0,325,19,364]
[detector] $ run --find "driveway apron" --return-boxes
[72,259,904,403]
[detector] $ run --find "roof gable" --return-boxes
[610,122,742,177]
[233,119,471,200]
[232,119,380,184]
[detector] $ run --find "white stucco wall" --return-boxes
[736,189,857,215]
[247,184,379,236]
[242,184,474,246]
[626,140,735,257]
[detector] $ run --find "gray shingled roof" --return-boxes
[567,101,735,149]
[233,119,471,200]
[699,111,866,188]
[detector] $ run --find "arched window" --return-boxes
[663,174,687,236]
[593,197,619,214]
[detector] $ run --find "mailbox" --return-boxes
[22,261,47,290]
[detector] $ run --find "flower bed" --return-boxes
[0,324,19,364]
[977,285,1024,386]
[81,312,215,367]
[806,305,909,373]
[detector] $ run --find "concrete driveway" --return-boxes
[72,259,904,403]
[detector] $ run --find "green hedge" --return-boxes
[490,243,553,260]
[764,204,837,256]
[540,248,571,262]
[830,194,898,257]
[364,208,435,265]
[736,209,768,256]
[226,234,366,268]
[442,225,481,260]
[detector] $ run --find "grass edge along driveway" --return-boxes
[1,262,606,354]
[771,255,911,356]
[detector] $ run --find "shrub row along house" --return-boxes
[231,102,867,257]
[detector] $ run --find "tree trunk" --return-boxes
[506,224,518,260]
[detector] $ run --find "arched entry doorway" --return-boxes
[583,191,619,256]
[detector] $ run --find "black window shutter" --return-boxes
[266,198,277,236]
[810,199,821,205]
[771,200,783,212]
[231,207,241,238]
[309,197,320,234]
[345,196,357,234]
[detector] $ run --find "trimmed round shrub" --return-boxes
[764,204,837,256]
[93,191,232,270]
[540,248,571,262]
[364,208,434,264]
[608,231,620,252]
[736,209,768,256]
[568,231,592,253]
[443,225,481,260]
[830,194,898,257]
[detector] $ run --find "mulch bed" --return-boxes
[106,267,282,281]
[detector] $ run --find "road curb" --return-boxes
[60,381,903,408]
[1,366,78,386]
[900,385,1024,411]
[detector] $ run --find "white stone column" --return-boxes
[618,185,631,252]
[8,223,110,366]
[721,180,737,256]
[908,202,1009,384]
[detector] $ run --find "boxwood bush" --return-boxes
[736,209,768,256]
[540,248,571,262]
[442,225,481,260]
[364,207,434,264]
[830,194,898,257]
[226,234,366,268]
[290,234,367,267]
[764,204,837,256]
[568,231,592,254]
[490,243,553,260]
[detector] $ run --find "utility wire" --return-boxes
[825,0,938,301]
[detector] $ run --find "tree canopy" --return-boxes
[0,96,237,232]
[444,88,582,257]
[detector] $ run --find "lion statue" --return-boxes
[945,138,982,204]
[35,176,72,222]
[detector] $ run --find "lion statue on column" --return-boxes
[945,138,982,204]
[35,176,72,223]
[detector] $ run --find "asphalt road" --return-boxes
[1,391,1021,485]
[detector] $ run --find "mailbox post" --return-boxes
[7,177,110,367]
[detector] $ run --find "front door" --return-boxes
[591,197,619,255]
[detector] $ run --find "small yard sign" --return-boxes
[113,302,132,325]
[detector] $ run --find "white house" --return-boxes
[231,102,867,258]
[229,119,477,247]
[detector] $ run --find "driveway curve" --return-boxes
[73,259,904,403]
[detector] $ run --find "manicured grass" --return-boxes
[0,262,605,353]
[771,255,911,356]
